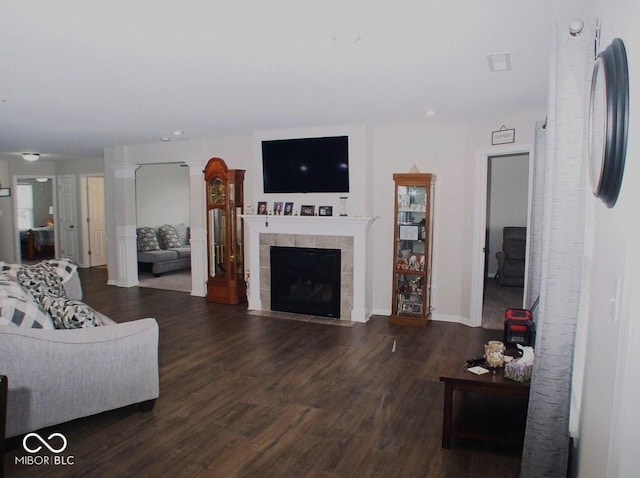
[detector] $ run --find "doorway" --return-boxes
[470,145,532,328]
[482,153,529,329]
[14,176,56,264]
[80,175,107,267]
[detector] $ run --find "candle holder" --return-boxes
[339,196,348,216]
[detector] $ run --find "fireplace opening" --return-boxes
[270,246,341,318]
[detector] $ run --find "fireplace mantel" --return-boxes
[242,215,378,322]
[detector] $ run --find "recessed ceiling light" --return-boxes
[161,137,171,142]
[172,130,184,136]
[487,53,512,72]
[425,109,438,117]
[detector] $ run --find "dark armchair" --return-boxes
[495,227,526,287]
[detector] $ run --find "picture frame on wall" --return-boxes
[318,206,333,216]
[284,202,294,216]
[300,205,315,216]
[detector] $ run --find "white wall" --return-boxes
[0,160,13,261]
[105,112,543,321]
[573,2,640,476]
[135,163,189,227]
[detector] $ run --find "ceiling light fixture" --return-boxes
[172,130,184,136]
[487,53,512,72]
[425,109,438,118]
[36,178,48,183]
[22,153,40,161]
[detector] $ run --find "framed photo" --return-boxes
[318,206,333,217]
[0,188,10,197]
[399,224,419,241]
[284,202,294,216]
[273,202,283,215]
[300,205,315,216]
[257,201,268,215]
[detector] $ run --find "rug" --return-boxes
[138,270,191,293]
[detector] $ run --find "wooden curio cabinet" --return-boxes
[389,173,436,327]
[204,157,246,304]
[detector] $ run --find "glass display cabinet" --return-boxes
[389,173,436,326]
[204,157,246,304]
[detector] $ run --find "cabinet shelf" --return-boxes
[389,173,436,327]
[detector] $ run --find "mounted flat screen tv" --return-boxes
[262,136,349,193]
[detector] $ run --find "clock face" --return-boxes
[209,178,225,205]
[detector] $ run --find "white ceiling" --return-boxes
[0,0,585,161]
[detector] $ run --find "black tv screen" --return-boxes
[262,136,349,193]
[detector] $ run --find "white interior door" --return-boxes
[87,177,107,266]
[57,175,79,262]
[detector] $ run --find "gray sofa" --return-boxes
[0,260,159,438]
[137,224,191,276]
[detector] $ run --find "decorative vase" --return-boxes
[339,196,348,216]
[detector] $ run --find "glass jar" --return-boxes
[484,340,505,369]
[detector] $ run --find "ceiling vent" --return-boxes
[487,53,512,72]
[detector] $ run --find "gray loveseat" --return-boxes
[137,224,191,276]
[0,259,159,438]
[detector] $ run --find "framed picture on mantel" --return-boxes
[300,205,315,216]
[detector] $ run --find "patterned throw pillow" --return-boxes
[173,223,189,246]
[137,227,160,252]
[44,259,78,284]
[16,262,65,301]
[0,295,55,329]
[40,296,103,329]
[157,224,182,249]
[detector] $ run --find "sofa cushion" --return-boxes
[157,224,182,249]
[170,247,191,259]
[0,273,32,300]
[173,223,190,246]
[40,296,104,329]
[0,295,55,329]
[137,227,160,252]
[138,249,179,263]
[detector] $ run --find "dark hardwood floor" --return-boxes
[4,267,523,477]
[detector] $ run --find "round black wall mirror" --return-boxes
[588,37,629,208]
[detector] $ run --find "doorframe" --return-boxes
[469,143,534,327]
[79,174,106,268]
[12,175,58,264]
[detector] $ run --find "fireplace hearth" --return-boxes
[270,246,341,318]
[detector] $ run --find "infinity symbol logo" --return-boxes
[23,432,68,454]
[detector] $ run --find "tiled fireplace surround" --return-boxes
[259,233,354,319]
[243,216,377,322]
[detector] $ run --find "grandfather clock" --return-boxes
[204,157,246,304]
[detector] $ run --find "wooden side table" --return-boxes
[439,369,530,449]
